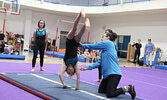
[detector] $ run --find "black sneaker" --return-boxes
[128,85,136,99]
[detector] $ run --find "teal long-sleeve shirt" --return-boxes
[81,40,122,79]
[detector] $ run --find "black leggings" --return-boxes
[98,75,124,98]
[133,51,140,63]
[32,40,45,67]
[98,66,102,79]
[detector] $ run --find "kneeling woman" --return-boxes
[80,31,136,99]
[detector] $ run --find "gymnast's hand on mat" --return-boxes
[80,67,87,71]
[63,85,70,89]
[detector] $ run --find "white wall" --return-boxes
[0,11,25,34]
[84,12,167,60]
[21,0,167,15]
[1,0,167,61]
[23,10,32,50]
[0,13,4,32]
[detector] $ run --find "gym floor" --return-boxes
[0,51,167,100]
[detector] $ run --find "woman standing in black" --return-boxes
[31,19,49,72]
[133,39,142,64]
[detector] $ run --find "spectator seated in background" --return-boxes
[0,35,5,41]
[0,40,5,53]
[13,42,21,55]
[82,49,90,63]
[4,37,8,44]
[77,47,81,57]
[95,50,101,62]
[4,44,10,54]
[90,50,96,63]
[8,40,13,54]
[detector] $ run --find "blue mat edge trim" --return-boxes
[1,74,59,100]
[0,54,25,60]
[29,50,96,63]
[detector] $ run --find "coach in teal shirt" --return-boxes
[80,31,136,99]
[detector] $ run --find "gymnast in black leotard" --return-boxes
[64,38,79,68]
[59,8,90,90]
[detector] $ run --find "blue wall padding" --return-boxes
[78,56,86,62]
[0,54,25,60]
[155,65,167,70]
[29,50,95,63]
[29,50,40,54]
[29,50,33,53]
[143,48,160,66]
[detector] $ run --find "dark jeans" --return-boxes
[98,75,124,98]
[32,40,45,67]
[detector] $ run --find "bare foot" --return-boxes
[85,18,90,30]
[81,8,85,18]
[31,68,35,72]
[40,67,45,71]
[75,87,81,90]
[94,79,102,82]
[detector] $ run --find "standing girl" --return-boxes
[31,19,49,72]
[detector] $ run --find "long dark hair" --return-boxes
[105,29,113,33]
[38,19,45,28]
[106,32,117,42]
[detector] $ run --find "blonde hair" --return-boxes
[8,40,13,45]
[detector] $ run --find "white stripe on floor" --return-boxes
[31,74,110,100]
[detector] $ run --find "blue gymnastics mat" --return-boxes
[29,50,64,58]
[1,73,142,100]
[29,50,94,63]
[155,65,167,70]
[143,48,160,66]
[0,54,25,60]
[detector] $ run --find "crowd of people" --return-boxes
[80,49,101,64]
[0,31,23,55]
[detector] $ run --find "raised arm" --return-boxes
[80,58,101,71]
[59,63,68,88]
[87,57,101,70]
[74,63,80,90]
[81,41,109,51]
